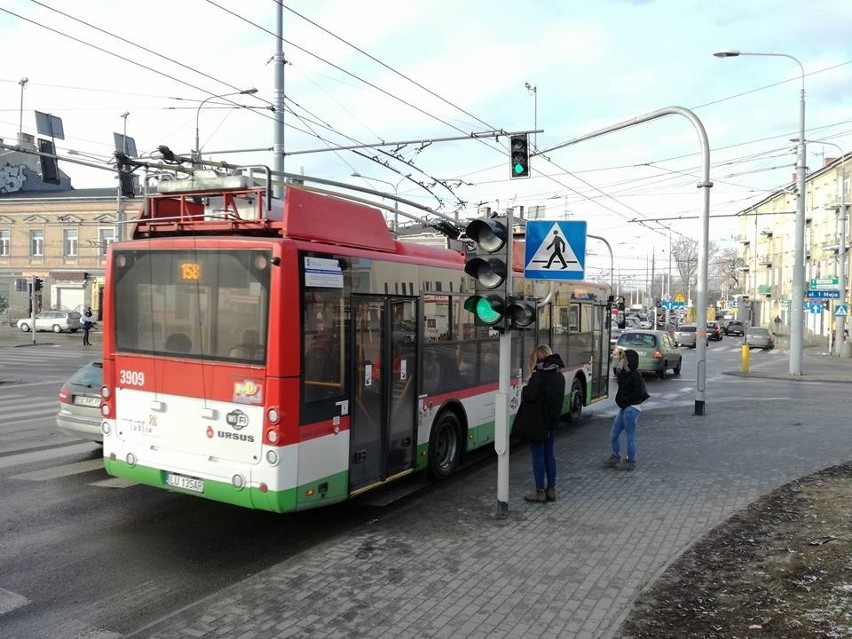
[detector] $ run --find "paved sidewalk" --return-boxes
[727,344,852,384]
[126,347,852,639]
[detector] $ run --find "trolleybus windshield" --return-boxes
[111,248,271,363]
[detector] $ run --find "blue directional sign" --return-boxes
[806,289,840,299]
[660,300,685,310]
[524,220,586,281]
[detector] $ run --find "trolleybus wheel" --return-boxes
[566,377,584,423]
[428,411,462,478]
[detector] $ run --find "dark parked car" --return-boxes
[725,320,745,336]
[56,361,103,443]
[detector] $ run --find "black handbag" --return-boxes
[511,396,548,443]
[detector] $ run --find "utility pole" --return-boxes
[273,3,286,198]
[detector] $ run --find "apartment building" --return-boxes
[736,154,849,342]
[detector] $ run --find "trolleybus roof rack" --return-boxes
[130,161,463,245]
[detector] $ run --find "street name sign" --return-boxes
[805,289,840,299]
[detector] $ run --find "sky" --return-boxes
[2,0,852,290]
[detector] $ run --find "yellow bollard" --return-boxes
[741,342,750,374]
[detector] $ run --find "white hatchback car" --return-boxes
[17,310,82,333]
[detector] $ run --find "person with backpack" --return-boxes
[607,348,650,471]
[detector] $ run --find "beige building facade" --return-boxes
[736,155,849,344]
[0,144,133,324]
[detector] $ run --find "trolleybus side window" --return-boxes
[111,248,270,361]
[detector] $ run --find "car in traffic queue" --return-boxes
[707,321,723,341]
[615,329,682,379]
[673,324,709,348]
[745,327,775,350]
[56,361,103,443]
[17,310,82,333]
[610,327,624,347]
[725,320,745,336]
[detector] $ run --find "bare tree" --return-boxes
[710,247,741,305]
[671,237,698,296]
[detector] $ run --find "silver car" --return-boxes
[673,324,703,348]
[17,310,82,333]
[56,361,103,442]
[745,327,775,350]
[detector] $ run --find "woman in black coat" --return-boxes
[513,344,565,503]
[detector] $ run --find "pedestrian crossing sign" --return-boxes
[524,220,586,280]
[836,304,848,316]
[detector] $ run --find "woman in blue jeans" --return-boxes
[521,345,565,503]
[608,349,649,471]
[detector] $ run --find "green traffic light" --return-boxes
[464,295,504,325]
[475,297,502,324]
[513,163,525,174]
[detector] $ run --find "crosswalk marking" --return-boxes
[11,458,104,481]
[89,477,138,489]
[0,587,29,615]
[0,442,98,469]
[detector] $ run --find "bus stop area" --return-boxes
[130,347,852,639]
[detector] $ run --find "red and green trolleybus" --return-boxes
[101,174,611,512]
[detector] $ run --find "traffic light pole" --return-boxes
[495,209,514,519]
[29,274,36,344]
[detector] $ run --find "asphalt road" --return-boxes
[0,332,817,638]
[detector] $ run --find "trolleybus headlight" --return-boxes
[266,428,279,444]
[126,453,137,467]
[265,449,279,466]
[267,408,280,424]
[101,421,111,436]
[101,386,111,399]
[231,474,246,490]
[101,404,110,416]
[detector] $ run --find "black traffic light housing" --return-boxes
[464,217,509,328]
[509,134,530,179]
[506,297,536,330]
[34,277,43,291]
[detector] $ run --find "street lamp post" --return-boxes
[524,82,537,150]
[714,49,807,375]
[194,88,257,167]
[351,172,404,232]
[18,77,28,144]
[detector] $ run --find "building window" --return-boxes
[99,228,116,257]
[64,229,79,257]
[30,230,44,257]
[0,230,9,256]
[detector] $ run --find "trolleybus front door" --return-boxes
[350,296,417,492]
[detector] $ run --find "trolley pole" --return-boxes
[495,209,514,518]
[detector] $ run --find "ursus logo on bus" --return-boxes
[232,379,263,405]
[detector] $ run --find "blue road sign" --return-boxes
[524,220,586,281]
[806,289,840,299]
[836,304,848,317]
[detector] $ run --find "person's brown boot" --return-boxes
[524,489,547,503]
[544,487,556,502]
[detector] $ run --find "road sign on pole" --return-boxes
[524,220,586,280]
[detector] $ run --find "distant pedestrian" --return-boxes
[82,308,93,346]
[607,349,650,471]
[512,344,565,503]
